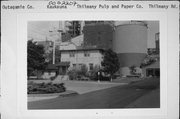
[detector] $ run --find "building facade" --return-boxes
[155,32,160,54]
[142,60,160,77]
[60,48,103,71]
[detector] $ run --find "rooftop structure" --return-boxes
[83,23,114,49]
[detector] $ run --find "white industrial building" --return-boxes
[61,48,103,71]
[58,34,103,72]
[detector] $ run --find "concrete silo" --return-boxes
[113,22,148,76]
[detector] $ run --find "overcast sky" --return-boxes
[28,21,159,48]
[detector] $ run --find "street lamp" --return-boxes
[98,71,100,82]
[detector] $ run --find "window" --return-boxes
[73,64,76,68]
[89,63,93,70]
[69,52,75,57]
[84,52,90,57]
[79,64,83,67]
[78,64,83,69]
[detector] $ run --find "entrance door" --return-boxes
[62,66,67,75]
[146,69,153,77]
[146,68,160,77]
[155,69,160,77]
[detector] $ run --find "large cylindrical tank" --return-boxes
[113,23,147,76]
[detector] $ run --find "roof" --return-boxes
[71,34,84,46]
[46,64,58,70]
[60,47,104,52]
[56,62,70,67]
[46,62,70,70]
[59,42,77,50]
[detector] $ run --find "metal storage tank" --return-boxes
[113,22,148,76]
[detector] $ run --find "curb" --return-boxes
[28,90,79,97]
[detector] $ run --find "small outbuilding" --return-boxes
[56,62,70,75]
[142,60,160,77]
[42,62,70,79]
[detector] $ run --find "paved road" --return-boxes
[28,84,154,109]
[126,88,160,108]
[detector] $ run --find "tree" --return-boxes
[45,46,61,64]
[47,50,59,64]
[101,49,120,81]
[77,64,88,76]
[130,65,136,75]
[88,65,100,80]
[140,55,157,67]
[27,40,47,77]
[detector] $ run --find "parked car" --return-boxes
[91,71,111,81]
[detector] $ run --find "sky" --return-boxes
[147,21,159,48]
[28,21,60,41]
[28,21,159,48]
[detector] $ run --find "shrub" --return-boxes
[67,68,78,80]
[88,65,100,80]
[47,82,52,85]
[28,82,66,94]
[141,55,157,67]
[28,81,34,85]
[67,64,88,80]
[130,65,136,75]
[89,71,111,81]
[77,64,88,76]
[50,76,56,81]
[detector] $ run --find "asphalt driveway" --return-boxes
[28,85,154,109]
[28,78,160,109]
[28,80,126,102]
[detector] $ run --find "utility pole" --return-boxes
[49,21,63,64]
